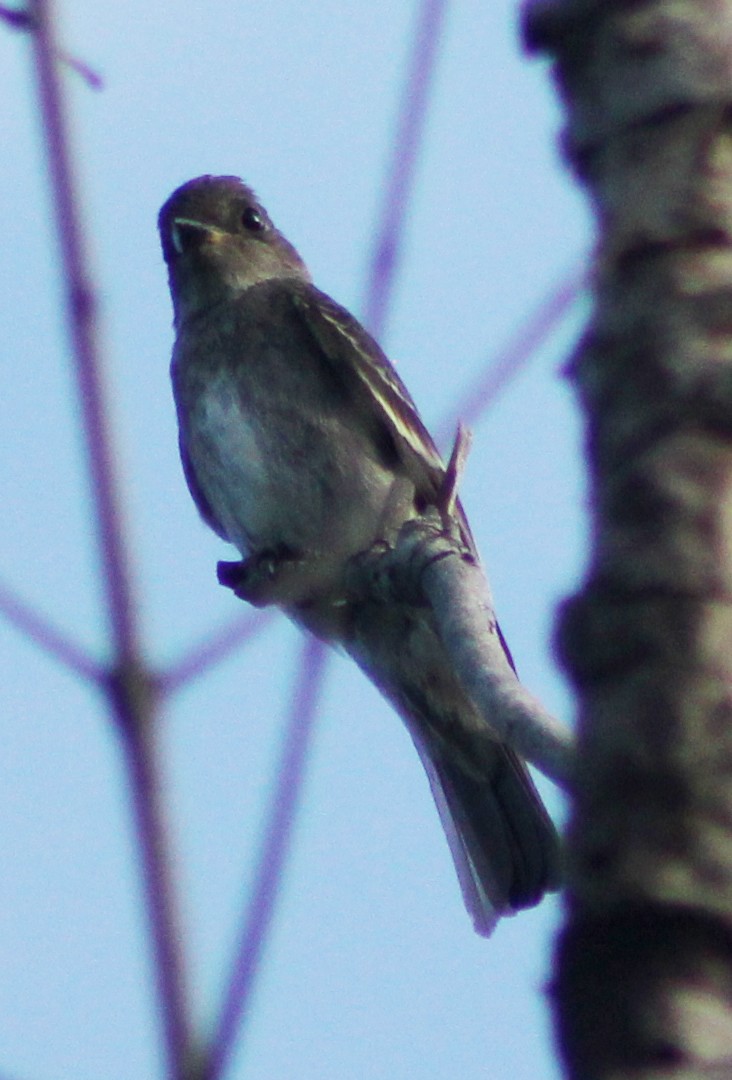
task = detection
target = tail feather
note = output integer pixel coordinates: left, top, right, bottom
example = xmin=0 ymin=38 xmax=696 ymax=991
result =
xmin=412 ymin=730 xmax=560 ymax=936
xmin=341 ymin=602 xmax=561 ymax=935
xmin=413 ymin=736 xmax=511 ymax=935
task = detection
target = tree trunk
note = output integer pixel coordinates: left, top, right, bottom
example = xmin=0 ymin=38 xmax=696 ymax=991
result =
xmin=523 ymin=2 xmax=732 ymax=1076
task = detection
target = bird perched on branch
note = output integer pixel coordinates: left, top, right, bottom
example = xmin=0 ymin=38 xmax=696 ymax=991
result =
xmin=159 ymin=175 xmax=560 ymax=935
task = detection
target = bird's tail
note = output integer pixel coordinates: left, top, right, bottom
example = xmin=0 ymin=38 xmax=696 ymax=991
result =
xmin=341 ymin=604 xmax=561 ymax=936
xmin=409 ymin=728 xmax=560 ymax=936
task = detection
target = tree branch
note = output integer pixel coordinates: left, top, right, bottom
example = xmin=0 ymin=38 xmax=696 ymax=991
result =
xmin=345 ymin=514 xmax=574 ymax=789
xmin=204 ymin=636 xmax=326 ymax=1080
xmin=28 ymin=2 xmax=194 ymax=1074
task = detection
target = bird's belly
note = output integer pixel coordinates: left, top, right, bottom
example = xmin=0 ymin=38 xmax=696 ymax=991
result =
xmin=184 ymin=376 xmax=269 ymax=553
xmin=185 ymin=372 xmax=405 ymax=568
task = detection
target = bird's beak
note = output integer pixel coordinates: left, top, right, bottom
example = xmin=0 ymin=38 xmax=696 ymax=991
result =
xmin=171 ymin=217 xmax=226 ymax=255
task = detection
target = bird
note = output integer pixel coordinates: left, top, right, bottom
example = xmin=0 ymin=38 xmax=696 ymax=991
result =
xmin=158 ymin=174 xmax=560 ymax=935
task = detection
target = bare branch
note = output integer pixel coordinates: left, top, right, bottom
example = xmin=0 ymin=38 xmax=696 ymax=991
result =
xmin=205 ymin=636 xmax=327 ymax=1080
xmin=421 ymin=538 xmax=573 ymax=787
xmin=434 ymin=267 xmax=584 ymax=447
xmin=28 ymin=0 xmax=136 ymax=665
xmin=159 ymin=609 xmax=274 ymax=697
xmin=347 ymin=516 xmax=574 ymax=788
xmin=438 ymin=424 xmax=474 ymax=520
xmin=28 ymin=2 xmax=194 ymax=1074
xmin=0 ymin=3 xmax=102 ymax=88
xmin=0 ymin=3 xmax=29 ymax=28
xmin=55 ymin=44 xmax=102 ymax=89
xmin=0 ymin=578 xmax=102 ymax=682
xmin=361 ymin=0 xmax=448 ymax=337
xmin=111 ymin=666 xmax=198 ymax=1080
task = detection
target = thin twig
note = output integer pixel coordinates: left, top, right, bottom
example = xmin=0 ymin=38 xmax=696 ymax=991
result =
xmin=28 ymin=0 xmax=137 ymax=666
xmin=56 ymin=45 xmax=103 ymax=89
xmin=439 ymin=423 xmax=473 ymax=518
xmin=434 ymin=266 xmax=584 ymax=446
xmin=0 ymin=3 xmax=103 ymax=87
xmin=204 ymin=636 xmax=327 ymax=1080
xmin=0 ymin=578 xmax=102 ymax=682
xmin=159 ymin=609 xmax=274 ymax=697
xmin=361 ymin=0 xmax=448 ymax=338
xmin=0 ymin=3 xmax=28 ymax=27
xmin=114 ymin=673 xmax=199 ymax=1080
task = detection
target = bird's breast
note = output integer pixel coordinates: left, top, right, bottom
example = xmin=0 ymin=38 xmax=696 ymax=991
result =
xmin=184 ymin=372 xmax=271 ymax=553
xmin=178 ymin=359 xmax=409 ymax=577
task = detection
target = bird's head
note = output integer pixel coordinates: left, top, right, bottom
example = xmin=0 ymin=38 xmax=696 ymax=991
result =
xmin=159 ymin=175 xmax=310 ymax=324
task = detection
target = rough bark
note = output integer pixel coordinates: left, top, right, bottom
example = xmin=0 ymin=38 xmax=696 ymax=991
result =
xmin=523 ymin=1 xmax=732 ymax=1076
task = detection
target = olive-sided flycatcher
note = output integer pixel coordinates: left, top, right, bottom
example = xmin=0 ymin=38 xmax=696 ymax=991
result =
xmin=159 ymin=175 xmax=560 ymax=935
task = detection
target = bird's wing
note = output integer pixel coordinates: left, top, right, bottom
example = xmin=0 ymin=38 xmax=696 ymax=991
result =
xmin=291 ymin=285 xmax=446 ymax=494
xmin=291 ymin=282 xmax=488 ymax=566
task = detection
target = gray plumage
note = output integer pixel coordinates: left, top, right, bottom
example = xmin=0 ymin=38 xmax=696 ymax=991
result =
xmin=159 ymin=175 xmax=560 ymax=934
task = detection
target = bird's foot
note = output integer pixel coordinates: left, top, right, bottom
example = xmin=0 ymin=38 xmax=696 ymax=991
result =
xmin=217 ymin=546 xmax=303 ymax=607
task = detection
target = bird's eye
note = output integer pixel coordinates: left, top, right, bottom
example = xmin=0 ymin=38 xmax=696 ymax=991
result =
xmin=241 ymin=206 xmax=266 ymax=232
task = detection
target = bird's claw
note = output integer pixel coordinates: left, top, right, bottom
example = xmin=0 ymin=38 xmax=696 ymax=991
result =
xmin=217 ymin=547 xmax=301 ymax=606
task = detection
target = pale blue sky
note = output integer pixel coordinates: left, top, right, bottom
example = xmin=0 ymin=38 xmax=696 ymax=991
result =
xmin=0 ymin=3 xmax=589 ymax=1078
